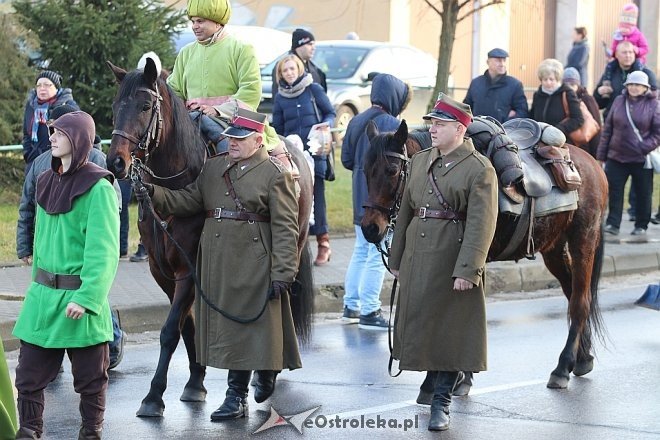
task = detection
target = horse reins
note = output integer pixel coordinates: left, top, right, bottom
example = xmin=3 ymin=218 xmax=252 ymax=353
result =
xmin=363 ymin=148 xmax=409 ymax=272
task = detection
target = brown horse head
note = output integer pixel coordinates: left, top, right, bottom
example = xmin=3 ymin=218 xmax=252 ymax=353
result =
xmin=106 ymin=58 xmax=201 ymax=182
xmin=361 ymin=119 xmax=409 ymax=243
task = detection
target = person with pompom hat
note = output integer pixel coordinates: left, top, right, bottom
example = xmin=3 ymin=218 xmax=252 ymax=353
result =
xmin=21 ymin=70 xmax=78 ymax=173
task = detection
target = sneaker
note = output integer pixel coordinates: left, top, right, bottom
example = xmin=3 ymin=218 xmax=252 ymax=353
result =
xmin=119 ymin=252 xmax=129 ymax=260
xmin=650 ymin=216 xmax=660 ymax=225
xmin=130 ymin=247 xmax=148 ymax=262
xmin=631 ymin=227 xmax=646 ymax=236
xmin=341 ymin=306 xmax=360 ymax=324
xmin=358 ymin=309 xmax=389 ymax=331
xmin=603 ymin=224 xmax=619 ymax=235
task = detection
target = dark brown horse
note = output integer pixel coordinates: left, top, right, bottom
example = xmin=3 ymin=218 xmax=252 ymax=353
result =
xmin=106 ymin=58 xmax=314 ymax=417
xmin=362 ymin=120 xmax=608 ymax=390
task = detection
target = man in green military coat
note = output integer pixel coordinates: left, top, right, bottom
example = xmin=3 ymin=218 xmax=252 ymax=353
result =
xmin=139 ymin=108 xmax=301 ymax=422
xmin=389 ymin=94 xmax=498 ymax=431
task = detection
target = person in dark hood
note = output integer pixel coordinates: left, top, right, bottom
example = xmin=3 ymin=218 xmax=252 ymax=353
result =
xmin=340 ymin=73 xmax=411 ymax=330
xmin=16 ymin=104 xmax=126 ymax=372
xmin=21 ymin=70 xmax=79 ymax=173
xmin=12 ymin=111 xmax=120 ymax=440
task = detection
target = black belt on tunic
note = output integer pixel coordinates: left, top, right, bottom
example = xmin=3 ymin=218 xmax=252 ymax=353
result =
xmin=415 ymin=207 xmax=466 ymax=221
xmin=206 ymin=208 xmax=270 ymax=223
xmin=34 ymin=268 xmax=82 ymax=290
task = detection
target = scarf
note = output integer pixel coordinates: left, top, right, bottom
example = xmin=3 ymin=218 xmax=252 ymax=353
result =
xmin=30 ymin=93 xmax=58 ymax=143
xmin=541 ymin=85 xmax=560 ymax=95
xmin=278 ymin=74 xmax=314 ymax=99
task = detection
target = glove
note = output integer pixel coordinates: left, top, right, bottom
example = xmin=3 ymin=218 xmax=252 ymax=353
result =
xmin=270 ymin=281 xmax=291 ymax=300
xmin=133 ymin=181 xmax=154 ymax=202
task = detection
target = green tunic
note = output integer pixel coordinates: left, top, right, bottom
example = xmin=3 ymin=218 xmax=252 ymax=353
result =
xmin=389 ymin=140 xmax=498 ymax=372
xmin=13 ymin=180 xmax=119 ymax=348
xmin=151 ymin=148 xmax=301 ymax=370
xmin=0 ymin=339 xmax=17 ymax=439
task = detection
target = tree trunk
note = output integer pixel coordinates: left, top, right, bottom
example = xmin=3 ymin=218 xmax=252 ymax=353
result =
xmin=429 ymin=0 xmax=460 ymax=111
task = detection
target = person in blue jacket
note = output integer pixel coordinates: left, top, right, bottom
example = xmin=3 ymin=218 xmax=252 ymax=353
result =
xmin=272 ymin=54 xmax=336 ymax=266
xmin=340 ymin=73 xmax=411 ymax=330
xmin=463 ymin=48 xmax=528 ymax=123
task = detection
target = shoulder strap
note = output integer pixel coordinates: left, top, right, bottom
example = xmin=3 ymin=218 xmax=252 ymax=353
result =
xmin=310 ymin=91 xmax=322 ymax=123
xmin=561 ymin=91 xmax=569 ymax=116
xmin=624 ymin=98 xmax=644 ymax=142
xmin=427 ymin=167 xmax=452 ymax=211
xmin=223 ymin=171 xmax=245 ymax=211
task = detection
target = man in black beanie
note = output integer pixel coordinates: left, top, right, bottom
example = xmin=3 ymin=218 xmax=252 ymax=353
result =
xmin=271 ymin=28 xmax=327 ymax=97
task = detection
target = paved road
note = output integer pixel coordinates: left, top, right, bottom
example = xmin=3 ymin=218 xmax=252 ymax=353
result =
xmin=4 ymin=271 xmax=660 ymax=439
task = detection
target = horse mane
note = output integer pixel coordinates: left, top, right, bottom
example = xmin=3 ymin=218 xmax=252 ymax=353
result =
xmin=117 ymin=70 xmax=206 ymax=173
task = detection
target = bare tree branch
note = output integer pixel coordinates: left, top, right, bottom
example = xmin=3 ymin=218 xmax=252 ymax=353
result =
xmin=423 ymin=0 xmax=442 ymax=16
xmin=457 ymin=0 xmax=504 ymax=22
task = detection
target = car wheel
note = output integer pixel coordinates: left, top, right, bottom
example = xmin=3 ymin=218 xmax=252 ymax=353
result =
xmin=334 ymin=105 xmax=355 ymax=144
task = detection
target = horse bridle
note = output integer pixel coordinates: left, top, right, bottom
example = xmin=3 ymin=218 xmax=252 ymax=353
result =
xmin=363 ymin=146 xmax=409 ymax=262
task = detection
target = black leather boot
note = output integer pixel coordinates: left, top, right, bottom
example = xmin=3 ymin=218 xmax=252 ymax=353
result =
xmin=78 ymin=426 xmax=102 ymax=440
xmin=428 ymin=371 xmax=462 ymax=431
xmin=210 ymin=370 xmax=251 ymax=421
xmin=453 ymin=371 xmax=473 ymax=396
xmin=416 ymin=371 xmax=438 ymax=405
xmin=253 ymin=370 xmax=279 ymax=403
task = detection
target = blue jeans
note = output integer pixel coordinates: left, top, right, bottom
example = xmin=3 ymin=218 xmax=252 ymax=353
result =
xmin=343 ymin=225 xmax=388 ymax=315
xmin=109 ymin=313 xmax=122 ymax=354
xmin=309 ymin=156 xmax=329 ymax=236
xmin=118 ymin=179 xmax=132 ymax=255
xmin=189 ymin=111 xmax=228 ymax=153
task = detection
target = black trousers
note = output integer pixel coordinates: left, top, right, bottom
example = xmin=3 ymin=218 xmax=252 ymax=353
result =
xmin=605 ymin=159 xmax=653 ymax=230
xmin=15 ymin=341 xmax=109 ymax=435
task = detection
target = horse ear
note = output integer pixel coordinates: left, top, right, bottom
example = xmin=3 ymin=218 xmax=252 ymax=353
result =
xmin=107 ymin=61 xmax=126 ymax=83
xmin=366 ymin=120 xmax=379 ymax=141
xmin=143 ymin=58 xmax=159 ymax=85
xmin=394 ymin=120 xmax=408 ymax=144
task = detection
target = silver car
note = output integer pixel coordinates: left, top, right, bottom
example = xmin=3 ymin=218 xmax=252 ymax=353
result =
xmin=259 ymin=40 xmax=438 ymax=140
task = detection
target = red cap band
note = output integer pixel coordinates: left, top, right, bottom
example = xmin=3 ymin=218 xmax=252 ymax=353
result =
xmin=433 ymin=100 xmax=472 ymax=127
xmin=233 ymin=116 xmax=265 ymax=133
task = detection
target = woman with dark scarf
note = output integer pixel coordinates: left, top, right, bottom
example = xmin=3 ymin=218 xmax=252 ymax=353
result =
xmin=12 ymin=111 xmax=119 ymax=440
xmin=21 ymin=70 xmax=78 ymax=173
xmin=272 ymin=54 xmax=336 ymax=265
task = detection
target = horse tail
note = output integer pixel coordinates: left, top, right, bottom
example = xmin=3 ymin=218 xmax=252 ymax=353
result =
xmin=582 ymin=226 xmax=607 ymax=356
xmin=291 ymin=243 xmax=314 ymax=345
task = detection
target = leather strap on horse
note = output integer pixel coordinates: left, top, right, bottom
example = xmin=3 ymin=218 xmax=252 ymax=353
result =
xmin=387 ymin=278 xmax=402 ymax=377
xmin=494 ymin=196 xmax=536 ymax=261
xmin=427 ymin=169 xmax=466 ymax=221
xmin=206 ymin=208 xmax=270 ymax=222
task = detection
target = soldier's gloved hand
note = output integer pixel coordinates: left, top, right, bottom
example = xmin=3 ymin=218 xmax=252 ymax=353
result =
xmin=133 ymin=181 xmax=154 ymax=201
xmin=270 ymin=281 xmax=291 ymax=300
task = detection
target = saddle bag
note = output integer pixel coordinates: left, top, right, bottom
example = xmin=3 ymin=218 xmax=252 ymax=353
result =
xmin=535 ymin=142 xmax=582 ymax=192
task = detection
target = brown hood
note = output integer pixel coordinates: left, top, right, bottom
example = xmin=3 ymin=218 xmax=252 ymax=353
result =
xmin=36 ymin=111 xmax=114 ymax=214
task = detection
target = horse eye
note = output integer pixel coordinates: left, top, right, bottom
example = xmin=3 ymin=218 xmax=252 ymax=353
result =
xmin=386 ymin=164 xmax=399 ymax=176
xmin=142 ymin=102 xmax=151 ymax=112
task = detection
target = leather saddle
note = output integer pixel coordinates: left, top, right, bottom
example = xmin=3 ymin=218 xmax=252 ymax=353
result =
xmin=502 ymin=118 xmax=552 ymax=198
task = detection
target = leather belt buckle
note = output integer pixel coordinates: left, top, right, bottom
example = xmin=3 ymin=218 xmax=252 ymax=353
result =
xmin=213 ymin=208 xmax=222 ymax=219
xmin=418 ymin=207 xmax=427 ymax=219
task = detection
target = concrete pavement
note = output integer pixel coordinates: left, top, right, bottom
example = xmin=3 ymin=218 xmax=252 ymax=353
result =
xmin=2 ymin=222 xmax=659 ymax=350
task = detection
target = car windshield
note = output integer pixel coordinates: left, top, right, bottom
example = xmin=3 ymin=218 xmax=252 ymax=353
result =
xmin=312 ymin=46 xmax=370 ymax=80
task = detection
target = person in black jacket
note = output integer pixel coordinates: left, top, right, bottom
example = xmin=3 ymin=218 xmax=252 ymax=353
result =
xmin=530 ymin=59 xmax=583 ymax=137
xmin=463 ymin=48 xmax=528 ymax=123
xmin=271 ymin=28 xmax=327 ymax=98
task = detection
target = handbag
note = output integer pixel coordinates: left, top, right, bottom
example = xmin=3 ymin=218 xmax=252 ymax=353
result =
xmin=561 ymin=92 xmax=600 ymax=147
xmin=311 ymin=95 xmax=336 ymax=181
xmin=624 ymin=99 xmax=660 ymax=173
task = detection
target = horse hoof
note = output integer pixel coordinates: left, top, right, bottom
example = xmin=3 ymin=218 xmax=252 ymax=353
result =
xmin=547 ymin=374 xmax=569 ymax=389
xmin=453 ymin=382 xmax=471 ymax=397
xmin=180 ymin=386 xmax=207 ymax=402
xmin=416 ymin=390 xmax=433 ymax=405
xmin=573 ymin=358 xmax=594 ymax=377
xmin=136 ymin=400 xmax=165 ymax=417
